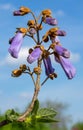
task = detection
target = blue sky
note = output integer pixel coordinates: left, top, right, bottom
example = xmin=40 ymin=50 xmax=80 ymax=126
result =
xmin=0 ymin=0 xmax=83 ymax=126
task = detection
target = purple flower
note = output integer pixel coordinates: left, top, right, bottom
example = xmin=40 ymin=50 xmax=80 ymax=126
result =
xmin=50 ymin=36 xmax=60 ymax=43
xmin=45 ymin=17 xmax=58 ymax=26
xmin=8 ymin=32 xmax=23 ymax=58
xmin=43 ymin=56 xmax=55 ymax=76
xmin=54 ymin=56 xmax=76 ymax=79
xmin=27 ymin=48 xmax=42 ymax=64
xmin=13 ymin=7 xmax=30 ymax=16
xmin=55 ymin=45 xmax=70 ymax=58
xmin=29 ymin=28 xmax=36 ymax=35
xmin=56 ymin=30 xmax=66 ymax=36
xmin=13 ymin=10 xmax=23 ymax=16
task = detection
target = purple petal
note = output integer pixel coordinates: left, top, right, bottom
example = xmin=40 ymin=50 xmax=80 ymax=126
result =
xmin=50 ymin=36 xmax=60 ymax=43
xmin=8 ymin=32 xmax=23 ymax=58
xmin=55 ymin=45 xmax=70 ymax=58
xmin=29 ymin=28 xmax=36 ymax=35
xmin=43 ymin=56 xmax=55 ymax=76
xmin=13 ymin=10 xmax=22 ymax=16
xmin=56 ymin=30 xmax=66 ymax=36
xmin=27 ymin=48 xmax=42 ymax=64
xmin=55 ymin=56 xmax=76 ymax=79
xmin=45 ymin=17 xmax=58 ymax=26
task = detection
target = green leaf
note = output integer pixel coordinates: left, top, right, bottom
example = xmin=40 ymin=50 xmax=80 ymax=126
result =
xmin=5 ymin=109 xmax=19 ymax=122
xmin=37 ymin=108 xmax=57 ymax=118
xmin=37 ymin=117 xmax=59 ymax=123
xmin=31 ymin=99 xmax=39 ymax=115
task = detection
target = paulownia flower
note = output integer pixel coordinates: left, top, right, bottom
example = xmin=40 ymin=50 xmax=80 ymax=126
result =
xmin=55 ymin=45 xmax=70 ymax=58
xmin=44 ymin=17 xmax=58 ymax=26
xmin=56 ymin=30 xmax=66 ymax=36
xmin=54 ymin=55 xmax=76 ymax=79
xmin=27 ymin=48 xmax=42 ymax=64
xmin=13 ymin=6 xmax=31 ymax=16
xmin=8 ymin=32 xmax=23 ymax=58
xmin=43 ymin=56 xmax=55 ymax=76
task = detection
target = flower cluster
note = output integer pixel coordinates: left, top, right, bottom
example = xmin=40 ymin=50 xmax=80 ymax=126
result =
xmin=8 ymin=7 xmax=76 ymax=80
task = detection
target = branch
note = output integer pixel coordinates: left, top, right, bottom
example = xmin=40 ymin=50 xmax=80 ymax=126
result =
xmin=41 ymin=76 xmax=49 ymax=86
xmin=17 ymin=86 xmax=40 ymax=122
xmin=26 ymin=34 xmax=37 ymax=44
xmin=0 ymin=119 xmax=11 ymax=127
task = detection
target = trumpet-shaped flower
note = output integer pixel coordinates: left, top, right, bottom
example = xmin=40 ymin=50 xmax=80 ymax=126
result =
xmin=27 ymin=48 xmax=42 ymax=64
xmin=56 ymin=30 xmax=66 ymax=36
xmin=8 ymin=32 xmax=23 ymax=58
xmin=54 ymin=56 xmax=76 ymax=79
xmin=43 ymin=56 xmax=55 ymax=76
xmin=13 ymin=7 xmax=31 ymax=16
xmin=45 ymin=17 xmax=58 ymax=26
xmin=55 ymin=45 xmax=70 ymax=58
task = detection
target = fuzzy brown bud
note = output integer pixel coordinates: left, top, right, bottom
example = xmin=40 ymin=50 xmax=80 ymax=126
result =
xmin=12 ymin=69 xmax=22 ymax=77
xmin=27 ymin=20 xmax=35 ymax=26
xmin=33 ymin=67 xmax=42 ymax=74
xmin=20 ymin=6 xmax=31 ymax=14
xmin=19 ymin=64 xmax=27 ymax=71
xmin=42 ymin=35 xmax=49 ymax=42
xmin=42 ymin=9 xmax=52 ymax=16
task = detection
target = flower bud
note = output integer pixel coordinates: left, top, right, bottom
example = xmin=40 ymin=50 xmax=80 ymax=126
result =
xmin=16 ymin=28 xmax=27 ymax=34
xmin=19 ymin=64 xmax=27 ymax=71
xmin=12 ymin=69 xmax=22 ymax=77
xmin=29 ymin=28 xmax=36 ymax=35
xmin=37 ymin=24 xmax=43 ymax=30
xmin=33 ymin=67 xmax=41 ymax=74
xmin=28 ymin=48 xmax=33 ymax=54
xmin=42 ymin=50 xmax=50 ymax=58
xmin=42 ymin=9 xmax=52 ymax=16
xmin=49 ymin=73 xmax=57 ymax=80
xmin=13 ymin=6 xmax=31 ymax=16
xmin=20 ymin=6 xmax=31 ymax=13
xmin=27 ymin=20 xmax=35 ymax=26
xmin=42 ymin=35 xmax=49 ymax=42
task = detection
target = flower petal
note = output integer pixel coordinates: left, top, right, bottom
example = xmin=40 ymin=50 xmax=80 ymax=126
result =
xmin=45 ymin=17 xmax=58 ymax=26
xmin=8 ymin=32 xmax=23 ymax=58
xmin=55 ymin=45 xmax=70 ymax=58
xmin=13 ymin=10 xmax=22 ymax=16
xmin=27 ymin=48 xmax=42 ymax=64
xmin=50 ymin=36 xmax=60 ymax=43
xmin=29 ymin=28 xmax=36 ymax=35
xmin=56 ymin=30 xmax=66 ymax=36
xmin=55 ymin=56 xmax=76 ymax=79
xmin=43 ymin=56 xmax=55 ymax=76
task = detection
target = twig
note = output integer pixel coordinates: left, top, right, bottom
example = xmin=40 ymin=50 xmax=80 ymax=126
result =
xmin=0 ymin=120 xmax=11 ymax=127
xmin=36 ymin=13 xmax=42 ymax=21
xmin=41 ymin=76 xmax=49 ymax=86
xmin=30 ymin=11 xmax=40 ymax=44
xmin=26 ymin=34 xmax=37 ymax=44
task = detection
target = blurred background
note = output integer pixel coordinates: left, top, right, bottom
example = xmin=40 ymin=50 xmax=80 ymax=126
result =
xmin=0 ymin=0 xmax=83 ymax=129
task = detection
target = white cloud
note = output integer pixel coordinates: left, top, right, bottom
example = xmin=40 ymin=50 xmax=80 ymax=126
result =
xmin=70 ymin=52 xmax=80 ymax=63
xmin=0 ymin=46 xmax=30 ymax=66
xmin=0 ymin=3 xmax=14 ymax=10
